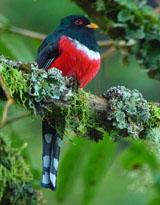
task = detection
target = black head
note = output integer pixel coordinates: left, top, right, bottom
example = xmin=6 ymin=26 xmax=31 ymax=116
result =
xmin=56 ymin=15 xmax=99 ymax=51
xmin=58 ymin=15 xmax=98 ymax=30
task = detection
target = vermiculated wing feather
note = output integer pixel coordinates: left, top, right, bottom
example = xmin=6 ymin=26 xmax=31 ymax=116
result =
xmin=36 ymin=35 xmax=60 ymax=69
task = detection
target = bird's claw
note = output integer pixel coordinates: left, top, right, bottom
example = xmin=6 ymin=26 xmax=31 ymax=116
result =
xmin=64 ymin=76 xmax=80 ymax=90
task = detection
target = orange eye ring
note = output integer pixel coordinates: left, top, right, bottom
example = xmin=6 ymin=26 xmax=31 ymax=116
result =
xmin=75 ymin=19 xmax=83 ymax=25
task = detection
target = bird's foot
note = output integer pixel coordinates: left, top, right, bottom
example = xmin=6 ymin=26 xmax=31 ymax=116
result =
xmin=64 ymin=76 xmax=80 ymax=90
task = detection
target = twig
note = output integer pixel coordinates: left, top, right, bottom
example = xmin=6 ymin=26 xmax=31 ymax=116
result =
xmin=0 ymin=23 xmax=46 ymax=41
xmin=98 ymin=40 xmax=114 ymax=47
xmin=0 ymin=99 xmax=14 ymax=128
xmin=154 ymin=6 xmax=160 ymax=14
xmin=0 ymin=73 xmax=14 ymax=127
xmin=10 ymin=26 xmax=46 ymax=40
xmin=0 ymin=73 xmax=12 ymax=99
xmin=101 ymin=47 xmax=116 ymax=61
xmin=0 ymin=112 xmax=31 ymax=128
xmin=0 ymin=23 xmax=112 ymax=48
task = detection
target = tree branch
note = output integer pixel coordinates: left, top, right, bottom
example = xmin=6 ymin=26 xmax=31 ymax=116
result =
xmin=0 ymin=23 xmax=46 ymax=40
xmin=0 ymin=22 xmax=113 ymax=48
xmin=72 ymin=0 xmax=160 ymax=80
xmin=2 ymin=1 xmax=160 ymax=79
xmin=0 ymin=55 xmax=159 ymax=143
xmin=0 ymin=73 xmax=14 ymax=127
xmin=0 ymin=73 xmax=12 ymax=99
xmin=0 ymin=112 xmax=31 ymax=128
xmin=101 ymin=47 xmax=116 ymax=61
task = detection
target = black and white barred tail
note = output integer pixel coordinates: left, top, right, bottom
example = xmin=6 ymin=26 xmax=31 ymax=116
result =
xmin=41 ymin=120 xmax=62 ymax=190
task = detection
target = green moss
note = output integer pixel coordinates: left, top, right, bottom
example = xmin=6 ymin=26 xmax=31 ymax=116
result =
xmin=0 ymin=133 xmax=44 ymax=204
xmin=146 ymin=128 xmax=160 ymax=152
xmin=0 ymin=60 xmax=102 ymax=140
xmin=94 ymin=0 xmax=105 ymax=12
xmin=0 ymin=60 xmax=69 ymax=116
xmin=148 ymin=103 xmax=160 ymax=128
xmin=146 ymin=103 xmax=160 ymax=154
xmin=1 ymin=63 xmax=30 ymax=106
xmin=62 ymin=89 xmax=94 ymax=134
xmin=61 ymin=89 xmax=102 ymax=141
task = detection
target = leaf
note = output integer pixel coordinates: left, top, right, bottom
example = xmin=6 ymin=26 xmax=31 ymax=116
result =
xmin=0 ymin=34 xmax=15 ymax=58
xmin=120 ymin=139 xmax=160 ymax=193
xmin=118 ymin=9 xmax=133 ymax=23
xmin=147 ymin=197 xmax=160 ymax=205
xmin=126 ymin=26 xmax=145 ymax=39
xmin=0 ymin=33 xmax=35 ymax=61
xmin=120 ymin=139 xmax=159 ymax=172
xmin=82 ymin=132 xmax=117 ymax=205
xmin=0 ymin=15 xmax=10 ymax=29
xmin=56 ymin=136 xmax=89 ymax=202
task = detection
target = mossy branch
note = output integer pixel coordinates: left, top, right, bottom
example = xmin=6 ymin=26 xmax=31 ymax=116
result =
xmin=72 ymin=0 xmax=160 ymax=80
xmin=0 ymin=55 xmax=160 ymax=143
xmin=0 ymin=133 xmax=45 ymax=204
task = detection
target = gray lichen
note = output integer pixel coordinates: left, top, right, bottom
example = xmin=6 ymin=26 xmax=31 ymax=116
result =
xmin=0 ymin=56 xmax=70 ymax=117
xmin=29 ymin=67 xmax=67 ymax=102
xmin=28 ymin=66 xmax=69 ymax=115
xmin=1 ymin=56 xmax=159 ymax=142
xmin=104 ymin=86 xmax=151 ymax=139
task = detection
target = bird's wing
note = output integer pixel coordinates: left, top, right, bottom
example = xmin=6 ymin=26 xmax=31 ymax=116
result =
xmin=36 ymin=34 xmax=61 ymax=69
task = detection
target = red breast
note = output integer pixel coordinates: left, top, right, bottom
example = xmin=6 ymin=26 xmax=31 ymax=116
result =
xmin=48 ymin=36 xmax=101 ymax=88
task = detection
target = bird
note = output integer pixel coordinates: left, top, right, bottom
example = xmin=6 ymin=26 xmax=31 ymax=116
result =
xmin=36 ymin=15 xmax=101 ymax=191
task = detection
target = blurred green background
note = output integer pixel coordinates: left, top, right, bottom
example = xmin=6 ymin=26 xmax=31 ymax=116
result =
xmin=0 ymin=0 xmax=160 ymax=204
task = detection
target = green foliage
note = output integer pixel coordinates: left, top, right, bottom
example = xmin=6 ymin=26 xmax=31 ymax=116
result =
xmin=56 ymin=133 xmax=117 ymax=205
xmin=56 ymin=136 xmax=88 ymax=202
xmin=148 ymin=103 xmax=160 ymax=128
xmin=0 ymin=14 xmax=10 ymax=29
xmin=104 ymin=86 xmax=150 ymax=140
xmin=120 ymin=139 xmax=160 ymax=198
xmin=114 ymin=0 xmax=160 ymax=77
xmin=92 ymin=0 xmax=160 ymax=79
xmin=94 ymin=0 xmax=105 ymax=12
xmin=146 ymin=104 xmax=160 ymax=153
xmin=0 ymin=133 xmax=44 ymax=204
xmin=0 ymin=34 xmax=35 ymax=61
xmin=121 ymin=140 xmax=159 ymax=171
xmin=1 ymin=1 xmax=160 ymax=204
xmin=82 ymin=132 xmax=116 ymax=205
xmin=148 ymin=197 xmax=160 ymax=205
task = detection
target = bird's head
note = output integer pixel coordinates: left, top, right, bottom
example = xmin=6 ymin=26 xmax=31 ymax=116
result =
xmin=56 ymin=15 xmax=99 ymax=51
xmin=58 ymin=15 xmax=98 ymax=31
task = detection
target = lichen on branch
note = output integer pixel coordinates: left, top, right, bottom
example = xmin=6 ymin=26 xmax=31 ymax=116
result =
xmin=0 ymin=133 xmax=45 ymax=204
xmin=103 ymin=86 xmax=150 ymax=140
xmin=0 ymin=56 xmax=160 ymax=144
xmin=0 ymin=56 xmax=70 ymax=115
xmin=72 ymin=0 xmax=160 ymax=80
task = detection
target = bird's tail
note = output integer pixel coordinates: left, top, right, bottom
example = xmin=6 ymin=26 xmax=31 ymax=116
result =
xmin=41 ymin=120 xmax=62 ymax=190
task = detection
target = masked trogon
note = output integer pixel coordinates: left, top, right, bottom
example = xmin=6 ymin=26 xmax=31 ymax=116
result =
xmin=36 ymin=15 xmax=101 ymax=190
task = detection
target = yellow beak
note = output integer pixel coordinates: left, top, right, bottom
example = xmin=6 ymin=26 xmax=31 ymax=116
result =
xmin=85 ymin=23 xmax=99 ymax=29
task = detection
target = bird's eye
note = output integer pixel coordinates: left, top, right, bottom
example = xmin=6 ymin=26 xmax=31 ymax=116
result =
xmin=75 ymin=19 xmax=83 ymax=25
